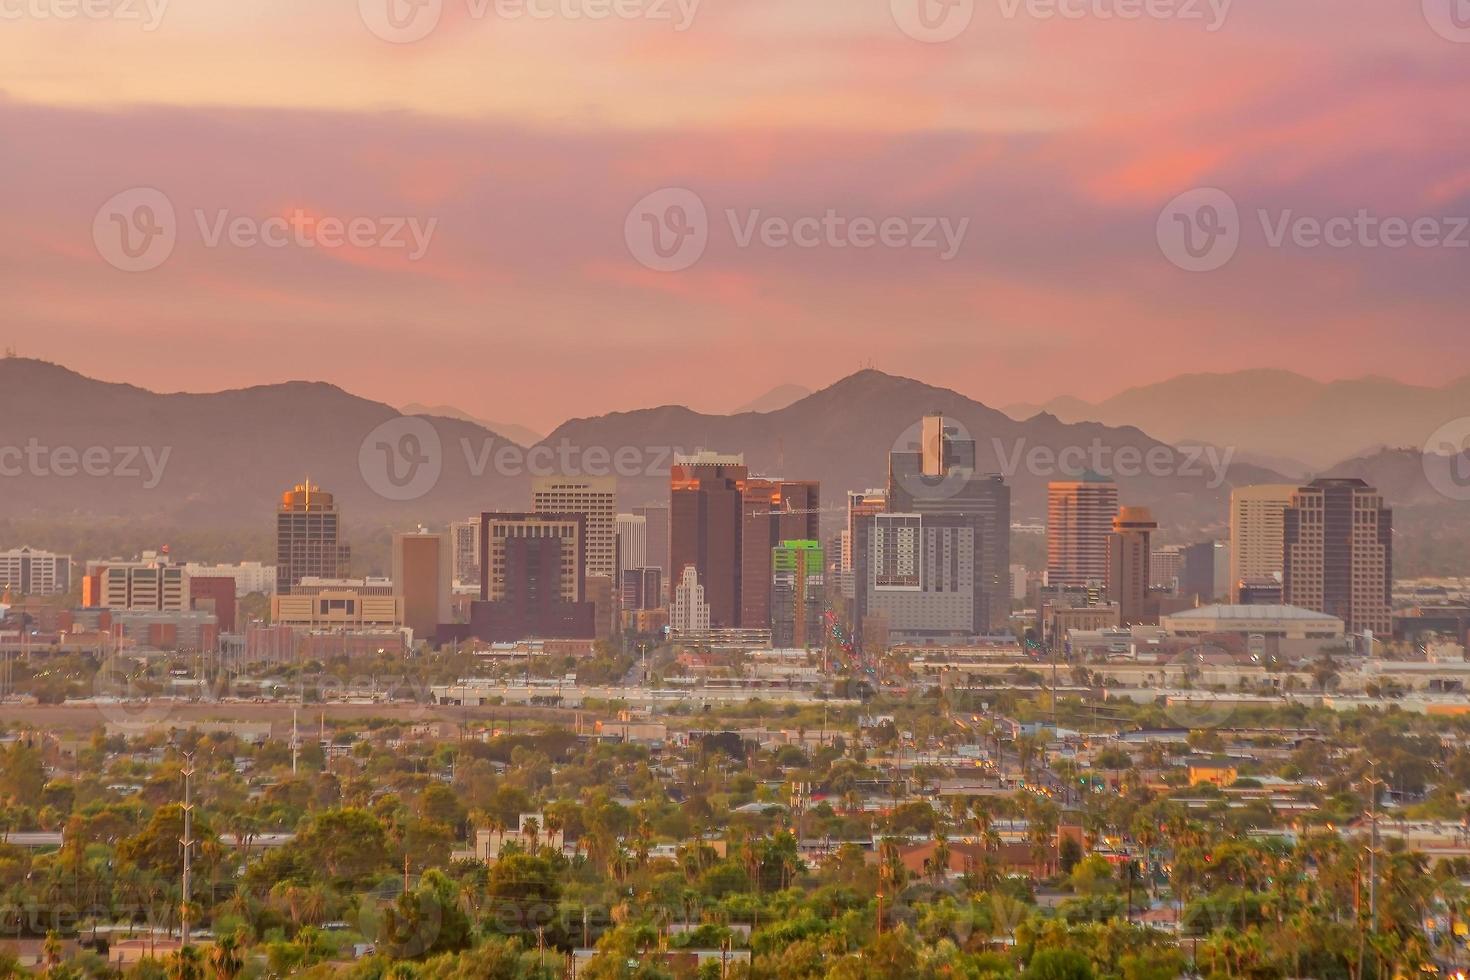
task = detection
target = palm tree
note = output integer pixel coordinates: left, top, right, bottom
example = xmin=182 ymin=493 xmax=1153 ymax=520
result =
xmin=208 ymin=931 xmax=244 ymax=980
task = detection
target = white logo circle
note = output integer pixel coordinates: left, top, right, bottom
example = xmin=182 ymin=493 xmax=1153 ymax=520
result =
xmin=359 ymin=416 xmax=443 ymax=501
xmin=891 ymin=0 xmax=973 ymax=42
xmin=359 ymin=0 xmax=443 ymax=43
xmin=92 ymin=652 xmax=181 ymax=733
xmin=624 ymin=187 xmax=708 ymax=273
xmin=94 ymin=187 xmax=177 ymax=273
xmin=1156 ymin=187 xmax=1240 ymax=273
xmin=1423 ymin=417 xmax=1470 ymax=501
xmin=1423 ymin=0 xmax=1470 ymax=42
xmin=888 ymin=416 xmax=976 ymax=503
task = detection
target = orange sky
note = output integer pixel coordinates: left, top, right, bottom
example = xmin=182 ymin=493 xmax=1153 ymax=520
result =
xmin=2 ymin=0 xmax=1469 ymax=429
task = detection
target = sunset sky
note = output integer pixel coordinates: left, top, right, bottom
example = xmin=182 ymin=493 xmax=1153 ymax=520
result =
xmin=3 ymin=0 xmax=1468 ymax=431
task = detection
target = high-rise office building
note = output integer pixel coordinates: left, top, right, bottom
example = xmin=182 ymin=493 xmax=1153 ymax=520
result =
xmin=1108 ymin=506 xmax=1158 ymax=625
xmin=771 ymin=539 xmax=824 ymax=649
xmin=844 ymin=490 xmax=888 ymax=572
xmin=739 ymin=479 xmax=820 ymax=629
xmin=620 ymin=567 xmax=663 ymax=611
xmin=471 ymin=512 xmax=593 ymax=641
xmin=887 ymin=416 xmax=1010 ymax=632
xmin=1046 ymin=475 xmax=1118 ymax=588
xmin=1282 ymin=478 xmax=1392 ymax=636
xmin=633 ymin=504 xmax=670 ymax=579
xmin=0 ymin=547 xmax=71 ymax=596
xmin=615 ymin=513 xmax=648 ymax=579
xmin=1178 ymin=541 xmax=1223 ymax=603
xmin=670 ymin=565 xmax=711 ymax=632
xmin=1150 ymin=545 xmax=1182 ymax=591
xmin=450 ymin=519 xmax=481 ymax=588
xmin=276 ymin=482 xmax=350 ymax=593
xmin=392 ymin=530 xmax=452 ymax=640
xmin=853 ymin=511 xmax=977 ymax=647
xmin=1229 ymin=484 xmax=1297 ymax=602
xmin=533 ymin=476 xmax=617 ymax=581
xmin=669 ymin=452 xmax=748 ymax=628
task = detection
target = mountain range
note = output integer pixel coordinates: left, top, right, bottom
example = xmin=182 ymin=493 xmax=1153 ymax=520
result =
xmin=1003 ymin=369 xmax=1470 ymax=471
xmin=0 ymin=359 xmax=1462 ymax=546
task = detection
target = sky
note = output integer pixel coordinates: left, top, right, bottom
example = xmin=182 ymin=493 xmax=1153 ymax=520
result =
xmin=2 ymin=0 xmax=1469 ymax=432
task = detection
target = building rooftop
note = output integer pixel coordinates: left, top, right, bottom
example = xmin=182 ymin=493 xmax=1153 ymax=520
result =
xmin=1165 ymin=604 xmax=1341 ymax=622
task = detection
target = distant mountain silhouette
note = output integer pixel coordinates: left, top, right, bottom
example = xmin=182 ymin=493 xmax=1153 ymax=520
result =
xmin=729 ymin=384 xmax=813 ymax=415
xmin=5 ymin=359 xmax=1463 ymax=544
xmin=400 ymin=403 xmax=541 ymax=449
xmin=1003 ymin=369 xmax=1470 ymax=469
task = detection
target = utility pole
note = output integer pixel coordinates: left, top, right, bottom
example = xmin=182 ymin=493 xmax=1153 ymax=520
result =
xmin=291 ymin=709 xmax=299 ymax=775
xmin=1367 ymin=764 xmax=1382 ymax=934
xmin=180 ymin=753 xmax=196 ymax=947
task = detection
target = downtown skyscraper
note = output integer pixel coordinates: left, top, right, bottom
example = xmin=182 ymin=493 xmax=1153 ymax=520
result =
xmin=886 ymin=415 xmax=1010 ymax=632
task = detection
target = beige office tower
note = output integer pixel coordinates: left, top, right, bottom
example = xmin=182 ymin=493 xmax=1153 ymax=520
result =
xmin=1046 ymin=475 xmax=1118 ymax=587
xmin=391 ymin=530 xmax=452 ymax=640
xmin=532 ymin=476 xmax=617 ymax=581
xmin=1228 ymin=484 xmax=1297 ymax=601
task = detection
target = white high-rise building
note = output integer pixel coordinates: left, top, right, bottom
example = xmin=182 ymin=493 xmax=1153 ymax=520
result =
xmin=670 ymin=565 xmax=710 ymax=632
xmin=0 ymin=547 xmax=71 ymax=595
xmin=533 ymin=476 xmax=617 ymax=581
xmin=615 ymin=513 xmax=648 ymax=578
xmin=1229 ymin=485 xmax=1297 ymax=601
xmin=181 ymin=561 xmax=277 ymax=596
